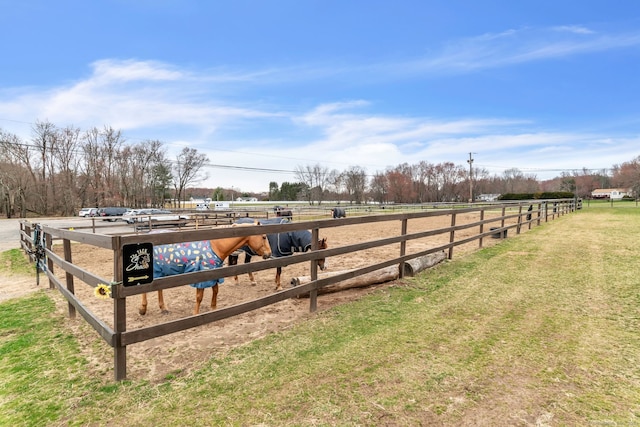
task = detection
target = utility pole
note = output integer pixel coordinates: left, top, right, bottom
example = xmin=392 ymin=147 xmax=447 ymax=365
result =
xmin=467 ymin=152 xmax=474 ymax=203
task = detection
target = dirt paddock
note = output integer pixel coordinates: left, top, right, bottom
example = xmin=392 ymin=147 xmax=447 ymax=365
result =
xmin=39 ymin=214 xmax=513 ymax=381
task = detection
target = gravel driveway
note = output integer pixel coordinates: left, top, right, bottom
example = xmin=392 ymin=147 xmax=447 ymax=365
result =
xmin=0 ymin=217 xmax=127 ymax=253
xmin=0 ymin=218 xmax=23 ymax=252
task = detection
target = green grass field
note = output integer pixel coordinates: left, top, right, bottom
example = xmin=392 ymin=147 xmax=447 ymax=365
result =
xmin=1 ymin=205 xmax=639 ymax=426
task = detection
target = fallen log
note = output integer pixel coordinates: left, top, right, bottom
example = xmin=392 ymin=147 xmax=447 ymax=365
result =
xmin=403 ymin=251 xmax=447 ymax=277
xmin=291 ymin=265 xmax=399 ymax=295
xmin=290 ymin=252 xmax=447 ymax=296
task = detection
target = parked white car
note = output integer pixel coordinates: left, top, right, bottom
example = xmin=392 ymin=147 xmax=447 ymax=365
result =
xmin=122 ymin=209 xmax=189 ymax=225
xmin=78 ymin=207 xmax=98 ymax=217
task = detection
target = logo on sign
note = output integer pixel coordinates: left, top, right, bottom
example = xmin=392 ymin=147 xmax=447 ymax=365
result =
xmin=123 ymin=243 xmax=154 ymax=286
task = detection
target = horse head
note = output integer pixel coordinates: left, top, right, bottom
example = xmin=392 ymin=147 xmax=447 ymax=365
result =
xmin=246 ymin=228 xmax=272 ymax=259
xmin=317 ymin=237 xmax=328 ymax=271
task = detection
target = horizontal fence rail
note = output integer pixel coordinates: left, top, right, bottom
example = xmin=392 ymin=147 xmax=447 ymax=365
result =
xmin=19 ymin=199 xmax=580 ymax=380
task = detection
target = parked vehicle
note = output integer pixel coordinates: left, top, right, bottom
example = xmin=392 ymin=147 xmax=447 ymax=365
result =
xmin=122 ymin=208 xmax=189 ymax=225
xmin=78 ymin=207 xmax=98 ymax=217
xmin=97 ymin=207 xmax=129 ymax=221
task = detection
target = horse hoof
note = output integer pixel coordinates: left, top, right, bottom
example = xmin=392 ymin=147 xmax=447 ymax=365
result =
xmin=139 ymin=309 xmax=147 ymax=315
xmin=161 ymin=309 xmax=170 ymax=315
xmin=251 ymin=281 xmax=257 ymax=286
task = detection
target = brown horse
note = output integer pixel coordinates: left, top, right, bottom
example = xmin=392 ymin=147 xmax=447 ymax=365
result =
xmin=140 ymin=224 xmax=272 ymax=315
xmin=229 ymin=218 xmax=328 ymax=290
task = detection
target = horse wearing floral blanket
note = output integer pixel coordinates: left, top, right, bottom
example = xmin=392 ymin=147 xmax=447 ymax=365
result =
xmin=139 ymin=223 xmax=272 ymax=315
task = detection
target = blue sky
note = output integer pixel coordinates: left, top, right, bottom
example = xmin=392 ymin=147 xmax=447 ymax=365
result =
xmin=1 ymin=1 xmax=640 ymax=192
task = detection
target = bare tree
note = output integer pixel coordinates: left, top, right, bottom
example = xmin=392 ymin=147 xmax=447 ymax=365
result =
xmin=1 ymin=129 xmax=41 ymax=216
xmin=436 ymin=162 xmax=466 ymax=202
xmin=140 ymin=140 xmax=168 ymax=207
xmin=294 ymin=164 xmax=333 ymax=205
xmin=369 ymin=172 xmax=388 ymax=205
xmin=470 ymin=166 xmax=492 ymax=198
xmin=386 ymin=169 xmax=414 ymax=203
xmin=612 ymin=156 xmax=640 ymax=197
xmin=501 ymin=168 xmax=539 ymax=194
xmin=0 ymin=131 xmax=25 ymax=216
xmin=343 ymin=165 xmax=368 ymax=204
xmin=101 ymin=126 xmax=125 ymax=205
xmin=173 ymin=147 xmax=209 ymax=208
xmin=52 ymin=125 xmax=82 ymax=215
xmin=81 ymin=128 xmax=104 ymax=207
xmin=80 ymin=126 xmax=125 ymax=206
xmin=31 ymin=120 xmax=57 ymax=214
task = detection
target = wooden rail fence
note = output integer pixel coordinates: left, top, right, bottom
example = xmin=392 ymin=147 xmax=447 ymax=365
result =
xmin=19 ymin=199 xmax=579 ymax=380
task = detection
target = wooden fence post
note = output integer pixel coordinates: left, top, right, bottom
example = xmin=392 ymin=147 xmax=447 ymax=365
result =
xmin=22 ymin=221 xmax=31 ymax=254
xmin=63 ymin=239 xmax=76 ymax=319
xmin=45 ymin=233 xmax=54 ymax=290
xmin=399 ymin=218 xmax=408 ymax=278
xmin=479 ymin=209 xmax=485 ymax=248
xmin=448 ymin=213 xmax=456 ymax=259
xmin=516 ymin=205 xmax=523 ymax=234
xmin=112 ymin=237 xmax=127 ymax=381
xmin=309 ymin=228 xmax=319 ymax=313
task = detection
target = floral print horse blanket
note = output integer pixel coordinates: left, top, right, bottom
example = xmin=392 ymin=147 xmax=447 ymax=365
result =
xmin=153 ymin=240 xmax=224 ymax=289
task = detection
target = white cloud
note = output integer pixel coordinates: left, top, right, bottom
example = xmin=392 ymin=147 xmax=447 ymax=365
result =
xmin=553 ymin=25 xmax=595 ymax=35
xmin=0 ymin=59 xmax=280 ymax=136
xmin=90 ymin=59 xmax=185 ymax=83
xmin=403 ymin=26 xmax=640 ymax=74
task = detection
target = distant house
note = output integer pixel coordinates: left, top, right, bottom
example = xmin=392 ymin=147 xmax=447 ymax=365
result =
xmin=476 ymin=194 xmax=501 ymax=202
xmin=591 ymin=188 xmax=632 ymax=200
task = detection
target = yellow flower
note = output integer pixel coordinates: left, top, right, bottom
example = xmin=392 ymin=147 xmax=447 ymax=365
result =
xmin=94 ymin=283 xmax=111 ymax=299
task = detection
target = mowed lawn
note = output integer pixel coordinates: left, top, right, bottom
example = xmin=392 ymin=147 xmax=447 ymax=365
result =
xmin=1 ymin=205 xmax=639 ymax=426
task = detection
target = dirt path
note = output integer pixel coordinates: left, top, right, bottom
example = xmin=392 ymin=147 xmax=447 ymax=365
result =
xmin=0 ymin=274 xmax=41 ymax=302
xmin=0 ymin=218 xmax=23 ymax=252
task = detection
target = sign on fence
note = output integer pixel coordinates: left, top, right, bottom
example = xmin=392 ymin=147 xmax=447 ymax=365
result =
xmin=123 ymin=243 xmax=154 ymax=286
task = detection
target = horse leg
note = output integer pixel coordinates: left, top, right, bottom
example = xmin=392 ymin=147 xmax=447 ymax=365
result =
xmin=194 ymin=288 xmax=205 ymax=315
xmin=157 ymin=290 xmax=168 ymax=314
xmin=245 ymin=253 xmax=257 ymax=285
xmin=228 ymin=252 xmax=240 ymax=285
xmin=275 ymin=267 xmax=282 ymax=291
xmin=210 ymin=285 xmax=219 ymax=310
xmin=139 ymin=293 xmax=148 ymax=315
xmin=233 ymin=272 xmax=255 ymax=285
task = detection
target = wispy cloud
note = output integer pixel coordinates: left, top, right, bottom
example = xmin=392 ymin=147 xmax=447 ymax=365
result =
xmin=0 ymin=59 xmax=281 ymax=135
xmin=90 ymin=59 xmax=185 ymax=83
xmin=401 ymin=26 xmax=640 ymax=74
xmin=299 ymin=101 xmax=528 ymax=153
xmin=553 ymin=25 xmax=595 ymax=35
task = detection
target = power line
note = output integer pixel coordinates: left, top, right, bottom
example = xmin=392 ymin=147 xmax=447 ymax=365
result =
xmin=477 ymin=164 xmax=613 ymax=174
xmin=0 ymin=127 xmax=622 ymax=180
xmin=202 ymin=162 xmax=296 ymax=175
xmin=0 ymin=136 xmax=619 ymax=178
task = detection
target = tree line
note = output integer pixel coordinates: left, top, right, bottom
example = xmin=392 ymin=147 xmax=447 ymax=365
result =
xmin=0 ymin=121 xmax=209 ymax=217
xmin=280 ymin=159 xmax=640 ymax=206
xmin=2 ymin=121 xmax=639 ymax=218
